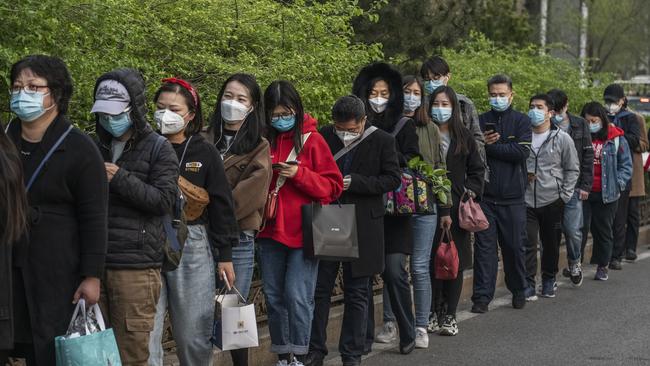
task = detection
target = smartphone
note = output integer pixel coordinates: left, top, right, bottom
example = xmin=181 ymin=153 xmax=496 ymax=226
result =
xmin=272 ymin=161 xmax=299 ymax=170
xmin=484 ymin=122 xmax=497 ymax=133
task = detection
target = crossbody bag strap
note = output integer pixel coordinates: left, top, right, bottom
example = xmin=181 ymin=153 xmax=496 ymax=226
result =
xmin=26 ymin=125 xmax=74 ymax=192
xmin=178 ymin=135 xmax=193 ymax=168
xmin=274 ymin=132 xmax=312 ymax=192
xmin=391 ymin=117 xmax=410 ymax=137
xmin=333 ymin=126 xmax=378 ymax=161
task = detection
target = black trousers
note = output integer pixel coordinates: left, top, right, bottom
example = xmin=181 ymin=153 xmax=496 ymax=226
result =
xmin=381 ymin=253 xmax=415 ymax=347
xmin=611 ymin=190 xmax=630 ymax=261
xmin=625 ymin=196 xmax=641 ymax=254
xmin=310 ymin=261 xmax=371 ymax=362
xmin=525 ymin=200 xmax=565 ymax=287
xmin=581 ymin=192 xmax=619 ymax=267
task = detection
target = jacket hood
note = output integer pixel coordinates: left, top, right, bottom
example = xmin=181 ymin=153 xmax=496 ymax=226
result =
xmin=302 ymin=113 xmax=318 ymax=133
xmin=94 ymin=68 xmax=151 ymax=143
xmin=352 ymin=62 xmax=403 ymax=130
xmin=607 ymin=125 xmax=625 ymax=140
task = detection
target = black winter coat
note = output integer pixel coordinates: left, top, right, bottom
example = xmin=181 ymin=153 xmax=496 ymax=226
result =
xmin=320 ymin=124 xmax=401 ymax=277
xmin=94 ymin=69 xmax=179 ymax=269
xmin=433 ymin=131 xmax=485 ymax=271
xmin=4 ymin=115 xmax=108 ymax=365
xmin=567 ymin=113 xmax=594 ymax=193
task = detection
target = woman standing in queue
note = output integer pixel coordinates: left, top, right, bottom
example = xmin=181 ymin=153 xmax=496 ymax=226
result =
xmin=2 ymin=55 xmax=108 ymax=365
xmin=428 ymin=86 xmax=484 ymax=336
xmin=211 ymin=73 xmax=272 ymax=366
xmin=259 ymin=80 xmax=343 ymax=366
xmin=148 ymin=77 xmax=239 ymax=366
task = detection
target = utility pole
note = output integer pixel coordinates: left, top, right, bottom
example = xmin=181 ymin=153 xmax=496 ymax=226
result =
xmin=579 ymin=0 xmax=589 ymax=87
xmin=540 ymin=0 xmax=549 ymax=55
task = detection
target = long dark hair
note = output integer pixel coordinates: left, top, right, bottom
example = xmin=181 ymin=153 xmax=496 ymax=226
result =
xmin=153 ymin=79 xmax=203 ymax=137
xmin=428 ymin=86 xmax=470 ymax=155
xmin=402 ymin=75 xmax=430 ymax=126
xmin=0 ymin=127 xmax=27 ymax=244
xmin=264 ymin=80 xmax=305 ymax=154
xmin=210 ymin=74 xmax=264 ymax=155
xmin=581 ymin=101 xmax=611 ymax=141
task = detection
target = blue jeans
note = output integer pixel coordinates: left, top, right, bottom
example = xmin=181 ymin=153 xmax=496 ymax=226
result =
xmin=563 ymin=191 xmax=583 ymax=264
xmin=382 ymin=214 xmax=436 ymax=328
xmin=149 ymin=225 xmax=215 ymax=366
xmin=227 ymin=232 xmax=256 ymax=299
xmin=259 ymin=239 xmax=319 ymax=355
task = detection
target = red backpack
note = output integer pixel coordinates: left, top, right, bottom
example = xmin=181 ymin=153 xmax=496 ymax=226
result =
xmin=434 ymin=228 xmax=459 ymax=280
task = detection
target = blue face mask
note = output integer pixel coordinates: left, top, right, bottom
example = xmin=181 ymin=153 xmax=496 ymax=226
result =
xmin=403 ymin=93 xmax=421 ymax=112
xmin=271 ymin=115 xmax=296 ymax=132
xmin=489 ymin=96 xmax=511 ymax=112
xmin=425 ymin=80 xmax=444 ymax=95
xmin=10 ymin=90 xmax=52 ymax=122
xmin=589 ymin=121 xmax=602 ymax=134
xmin=99 ymin=112 xmax=133 ymax=138
xmin=527 ymin=108 xmax=547 ymax=127
xmin=552 ymin=113 xmax=564 ymax=124
xmin=431 ymin=107 xmax=453 ymax=124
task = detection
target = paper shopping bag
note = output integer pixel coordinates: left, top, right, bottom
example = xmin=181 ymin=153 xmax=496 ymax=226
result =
xmin=210 ymin=289 xmax=259 ymax=351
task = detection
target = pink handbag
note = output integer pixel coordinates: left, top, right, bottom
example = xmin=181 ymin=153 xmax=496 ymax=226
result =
xmin=458 ymin=191 xmax=489 ymax=232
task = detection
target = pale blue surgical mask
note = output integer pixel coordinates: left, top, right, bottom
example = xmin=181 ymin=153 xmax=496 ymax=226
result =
xmin=99 ymin=111 xmax=133 ymax=138
xmin=271 ymin=114 xmax=296 ymax=132
xmin=403 ymin=93 xmax=421 ymax=112
xmin=10 ymin=90 xmax=53 ymax=122
xmin=489 ymin=96 xmax=511 ymax=112
xmin=552 ymin=113 xmax=564 ymax=124
xmin=527 ymin=108 xmax=547 ymax=126
xmin=425 ymin=79 xmax=445 ymax=95
xmin=589 ymin=121 xmax=602 ymax=134
xmin=431 ymin=107 xmax=453 ymax=124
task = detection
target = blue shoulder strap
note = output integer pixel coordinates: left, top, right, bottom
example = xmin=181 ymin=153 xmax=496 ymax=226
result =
xmin=26 ymin=125 xmax=74 ymax=192
xmin=613 ymin=110 xmax=633 ymax=127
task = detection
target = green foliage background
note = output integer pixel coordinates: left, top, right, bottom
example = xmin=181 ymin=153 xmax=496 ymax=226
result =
xmin=1 ymin=1 xmax=612 ymax=129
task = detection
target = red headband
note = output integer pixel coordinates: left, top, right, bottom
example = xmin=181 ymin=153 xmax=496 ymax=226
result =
xmin=162 ymin=77 xmax=198 ymax=108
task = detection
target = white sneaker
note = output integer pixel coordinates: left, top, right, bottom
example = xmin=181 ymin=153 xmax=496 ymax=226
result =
xmin=275 ymin=360 xmax=289 ymax=366
xmin=415 ymin=327 xmax=429 ymax=348
xmin=375 ymin=321 xmax=397 ymax=343
xmin=288 ymin=358 xmax=304 ymax=366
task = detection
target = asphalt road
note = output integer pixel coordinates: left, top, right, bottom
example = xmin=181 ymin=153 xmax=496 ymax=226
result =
xmin=328 ymin=247 xmax=650 ymax=366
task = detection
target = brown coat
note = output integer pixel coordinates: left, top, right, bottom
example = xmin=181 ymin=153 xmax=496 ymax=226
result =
xmin=223 ymin=139 xmax=272 ymax=232
xmin=630 ymin=113 xmax=648 ymax=197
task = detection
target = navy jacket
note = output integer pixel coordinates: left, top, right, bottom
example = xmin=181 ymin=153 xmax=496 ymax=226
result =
xmin=479 ymin=106 xmax=532 ymax=205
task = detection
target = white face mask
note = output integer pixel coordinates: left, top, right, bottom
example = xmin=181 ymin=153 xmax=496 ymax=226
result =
xmin=606 ymin=103 xmax=621 ymax=115
xmin=368 ymin=97 xmax=388 ymax=113
xmin=221 ymin=99 xmax=251 ymax=123
xmin=154 ymin=109 xmax=187 ymax=135
xmin=335 ymin=129 xmax=362 ymax=147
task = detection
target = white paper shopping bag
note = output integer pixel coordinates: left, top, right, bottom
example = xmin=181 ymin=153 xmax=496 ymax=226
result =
xmin=211 ymin=289 xmax=259 ymax=351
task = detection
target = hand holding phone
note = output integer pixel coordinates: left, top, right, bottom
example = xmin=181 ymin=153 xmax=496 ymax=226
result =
xmin=273 ymin=161 xmax=299 ymax=170
xmin=484 ymin=122 xmax=497 ymax=133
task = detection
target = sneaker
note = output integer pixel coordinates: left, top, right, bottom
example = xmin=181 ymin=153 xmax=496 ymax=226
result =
xmin=471 ymin=303 xmax=489 ymax=313
xmin=415 ymin=327 xmax=429 ymax=348
xmin=609 ymin=259 xmax=622 ymax=270
xmin=375 ymin=321 xmax=397 ymax=343
xmin=561 ymin=267 xmax=571 ymax=278
xmin=439 ymin=315 xmax=459 ymax=336
xmin=595 ymin=266 xmax=609 ymax=281
xmin=512 ymin=294 xmax=526 ymax=309
xmin=276 ymin=361 xmax=289 ymax=366
xmin=301 ymin=352 xmax=324 ymax=366
xmin=540 ymin=280 xmax=557 ymax=298
xmin=289 ymin=358 xmax=305 ymax=366
xmin=426 ymin=313 xmax=440 ymax=333
xmin=625 ymin=250 xmax=638 ymax=261
xmin=524 ymin=286 xmax=538 ymax=302
xmin=569 ymin=263 xmax=583 ymax=287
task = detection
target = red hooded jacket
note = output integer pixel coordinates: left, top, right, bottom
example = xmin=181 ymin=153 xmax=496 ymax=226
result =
xmin=258 ymin=114 xmax=343 ymax=248
xmin=592 ymin=125 xmax=625 ymax=192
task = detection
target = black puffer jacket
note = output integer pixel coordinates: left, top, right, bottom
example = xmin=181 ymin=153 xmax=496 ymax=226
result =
xmin=94 ymin=68 xmax=179 ymax=269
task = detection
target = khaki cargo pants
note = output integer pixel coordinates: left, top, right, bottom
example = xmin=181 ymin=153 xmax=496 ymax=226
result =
xmin=100 ymin=268 xmax=161 ymax=366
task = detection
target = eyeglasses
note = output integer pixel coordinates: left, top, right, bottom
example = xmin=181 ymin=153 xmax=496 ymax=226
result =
xmin=10 ymin=84 xmax=50 ymax=95
xmin=271 ymin=113 xmax=294 ymax=120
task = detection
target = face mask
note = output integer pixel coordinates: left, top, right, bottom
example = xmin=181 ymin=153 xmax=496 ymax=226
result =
xmin=221 ymin=99 xmax=251 ymax=123
xmin=528 ymin=108 xmax=547 ymax=127
xmin=425 ymin=79 xmax=445 ymax=95
xmin=99 ymin=112 xmax=133 ymax=138
xmin=10 ymin=90 xmax=53 ymax=122
xmin=335 ymin=129 xmax=362 ymax=147
xmin=489 ymin=96 xmax=511 ymax=112
xmin=155 ymin=109 xmax=187 ymax=135
xmin=431 ymin=107 xmax=453 ymax=124
xmin=552 ymin=113 xmax=564 ymax=124
xmin=271 ymin=115 xmax=296 ymax=132
xmin=606 ymin=103 xmax=621 ymax=115
xmin=589 ymin=121 xmax=602 ymax=134
xmin=368 ymin=97 xmax=388 ymax=113
xmin=403 ymin=94 xmax=421 ymax=112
